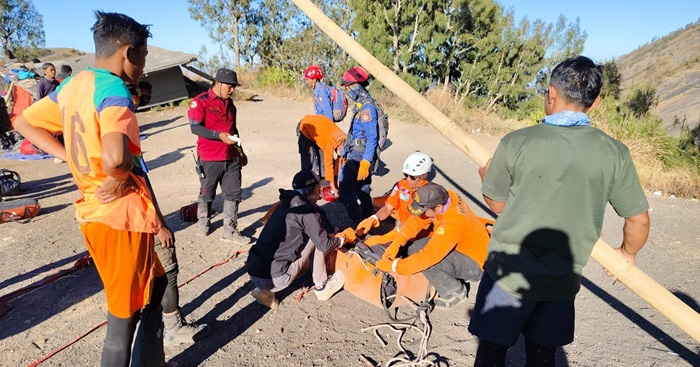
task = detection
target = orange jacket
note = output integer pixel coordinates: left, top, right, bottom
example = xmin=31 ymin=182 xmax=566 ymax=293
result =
xmin=393 ymin=190 xmax=489 ymax=276
xmin=299 ymin=115 xmax=345 ymax=183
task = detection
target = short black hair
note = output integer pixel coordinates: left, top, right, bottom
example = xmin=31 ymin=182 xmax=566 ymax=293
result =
xmin=91 ymin=11 xmax=151 ymax=59
xmin=549 ymin=56 xmax=603 ymax=108
xmin=60 ymin=64 xmax=72 ymax=74
xmin=42 ymin=63 xmax=54 ymax=70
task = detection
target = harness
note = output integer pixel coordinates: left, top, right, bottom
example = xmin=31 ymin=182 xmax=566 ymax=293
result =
xmin=343 ymin=97 xmax=375 ymax=155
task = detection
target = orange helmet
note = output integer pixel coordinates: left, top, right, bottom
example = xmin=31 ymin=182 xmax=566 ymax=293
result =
xmin=304 ymin=65 xmax=323 ymax=80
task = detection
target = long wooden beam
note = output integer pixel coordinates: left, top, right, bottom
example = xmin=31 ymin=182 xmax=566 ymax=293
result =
xmin=290 ymin=0 xmax=700 ymax=344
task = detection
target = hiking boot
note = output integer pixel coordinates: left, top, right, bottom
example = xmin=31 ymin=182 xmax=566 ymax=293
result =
xmin=221 ymin=229 xmax=251 ymax=245
xmin=251 ymin=288 xmax=279 ymax=309
xmin=162 ymin=310 xmax=211 ymax=347
xmin=314 ymin=271 xmax=345 ymax=301
xmin=196 ymin=218 xmax=210 ymax=237
xmin=433 ymin=283 xmax=469 ymax=309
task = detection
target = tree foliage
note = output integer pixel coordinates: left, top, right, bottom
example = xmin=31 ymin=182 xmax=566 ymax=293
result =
xmin=189 ymin=0 xmax=587 ymax=113
xmin=601 ymin=61 xmax=621 ymax=100
xmin=625 ymin=85 xmax=658 ymax=118
xmin=0 ymin=0 xmax=44 ymax=62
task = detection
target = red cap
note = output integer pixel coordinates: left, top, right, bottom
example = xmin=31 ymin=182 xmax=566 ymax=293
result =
xmin=340 ymin=66 xmax=369 ymax=86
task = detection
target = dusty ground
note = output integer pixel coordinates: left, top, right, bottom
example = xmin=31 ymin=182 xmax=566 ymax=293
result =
xmin=1 ymin=93 xmax=699 ymax=367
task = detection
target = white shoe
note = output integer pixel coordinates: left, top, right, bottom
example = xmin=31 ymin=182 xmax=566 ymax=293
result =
xmin=314 ymin=271 xmax=345 ymax=301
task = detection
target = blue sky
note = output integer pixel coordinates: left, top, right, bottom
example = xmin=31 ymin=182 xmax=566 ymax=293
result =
xmin=35 ymin=0 xmax=699 ymax=62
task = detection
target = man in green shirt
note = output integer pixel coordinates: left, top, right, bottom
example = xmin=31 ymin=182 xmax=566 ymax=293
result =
xmin=468 ymin=56 xmax=650 ymax=367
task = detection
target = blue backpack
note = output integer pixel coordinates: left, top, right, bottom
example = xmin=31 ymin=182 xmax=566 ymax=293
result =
xmin=329 ymin=85 xmax=348 ymax=122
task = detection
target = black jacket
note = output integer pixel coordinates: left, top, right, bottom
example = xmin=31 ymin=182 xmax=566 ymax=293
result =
xmin=247 ymin=189 xmax=339 ymax=279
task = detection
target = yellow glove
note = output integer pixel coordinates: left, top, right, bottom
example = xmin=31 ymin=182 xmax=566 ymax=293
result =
xmin=382 ymin=235 xmax=407 ymax=260
xmin=357 ymin=159 xmax=371 ymax=180
xmin=375 ymin=258 xmax=394 ymax=273
xmin=356 ymin=215 xmax=379 ymax=236
xmin=336 ymin=227 xmax=357 ymax=245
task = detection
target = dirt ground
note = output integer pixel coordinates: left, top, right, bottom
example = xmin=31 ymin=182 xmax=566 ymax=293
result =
xmin=1 ymin=93 xmax=699 ymax=367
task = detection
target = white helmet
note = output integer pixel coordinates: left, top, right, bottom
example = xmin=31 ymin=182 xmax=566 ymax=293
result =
xmin=402 ymin=151 xmax=433 ymax=176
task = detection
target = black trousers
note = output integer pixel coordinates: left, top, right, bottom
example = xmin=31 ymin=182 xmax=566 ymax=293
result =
xmin=198 ymin=158 xmax=242 ymax=203
xmin=407 ymin=237 xmax=483 ymax=297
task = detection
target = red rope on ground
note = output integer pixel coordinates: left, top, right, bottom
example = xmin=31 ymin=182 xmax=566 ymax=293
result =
xmin=25 ymin=321 xmax=106 ymax=367
xmin=24 ymin=249 xmax=248 ymax=367
xmin=0 ymin=255 xmax=92 ymax=304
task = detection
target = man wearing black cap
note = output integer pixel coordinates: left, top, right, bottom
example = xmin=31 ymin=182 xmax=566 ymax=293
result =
xmin=188 ymin=68 xmax=250 ymax=244
xmin=246 ymin=170 xmax=356 ymax=308
xmin=374 ymin=182 xmax=490 ymax=308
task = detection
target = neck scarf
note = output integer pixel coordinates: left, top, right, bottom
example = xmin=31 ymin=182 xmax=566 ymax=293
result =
xmin=542 ymin=111 xmax=590 ymax=127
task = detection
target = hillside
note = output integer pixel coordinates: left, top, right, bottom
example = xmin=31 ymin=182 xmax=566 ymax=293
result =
xmin=617 ymin=20 xmax=700 ymax=135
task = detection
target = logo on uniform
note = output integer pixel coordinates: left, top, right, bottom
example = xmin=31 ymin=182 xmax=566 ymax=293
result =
xmin=435 ymin=226 xmax=445 ymax=235
xmin=190 ymin=101 xmax=197 ymax=108
xmin=361 ymin=110 xmax=371 ymax=121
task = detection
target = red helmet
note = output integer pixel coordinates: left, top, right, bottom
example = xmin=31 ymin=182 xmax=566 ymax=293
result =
xmin=304 ymin=65 xmax=323 ymax=80
xmin=322 ymin=186 xmax=338 ymax=202
xmin=340 ymin=66 xmax=369 ymax=86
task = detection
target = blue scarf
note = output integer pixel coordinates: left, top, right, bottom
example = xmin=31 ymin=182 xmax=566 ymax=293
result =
xmin=542 ymin=111 xmax=590 ymax=127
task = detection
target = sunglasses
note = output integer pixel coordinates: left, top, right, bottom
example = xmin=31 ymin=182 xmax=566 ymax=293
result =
xmin=404 ymin=173 xmax=419 ymax=180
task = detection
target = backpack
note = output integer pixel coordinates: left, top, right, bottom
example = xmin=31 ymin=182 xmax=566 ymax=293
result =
xmin=0 ymin=169 xmax=21 ymax=197
xmin=329 ymin=85 xmax=348 ymax=122
xmin=373 ymin=101 xmax=389 ymax=150
xmin=0 ymin=198 xmax=40 ymax=223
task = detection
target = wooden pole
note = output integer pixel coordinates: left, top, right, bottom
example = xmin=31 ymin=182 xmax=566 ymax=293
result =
xmin=290 ymin=0 xmax=700 ymax=343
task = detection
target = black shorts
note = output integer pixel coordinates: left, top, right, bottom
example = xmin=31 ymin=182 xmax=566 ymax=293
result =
xmin=468 ymin=272 xmax=575 ymax=347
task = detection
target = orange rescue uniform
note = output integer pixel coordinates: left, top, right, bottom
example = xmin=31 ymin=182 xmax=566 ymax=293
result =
xmin=298 ymin=114 xmax=345 ymax=184
xmin=393 ymin=190 xmax=489 ymax=276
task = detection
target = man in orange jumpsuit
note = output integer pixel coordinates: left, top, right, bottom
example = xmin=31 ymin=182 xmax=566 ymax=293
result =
xmin=355 ymin=151 xmax=433 ymax=244
xmin=375 ymin=183 xmax=490 ymax=308
xmin=297 ymin=114 xmax=346 ymax=199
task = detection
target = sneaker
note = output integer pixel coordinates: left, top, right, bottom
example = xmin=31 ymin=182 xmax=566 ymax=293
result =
xmin=251 ymin=288 xmax=279 ymax=309
xmin=162 ymin=311 xmax=211 ymax=347
xmin=433 ymin=283 xmax=468 ymax=309
xmin=196 ymin=219 xmax=210 ymax=237
xmin=314 ymin=271 xmax=345 ymax=301
xmin=221 ymin=229 xmax=251 ymax=245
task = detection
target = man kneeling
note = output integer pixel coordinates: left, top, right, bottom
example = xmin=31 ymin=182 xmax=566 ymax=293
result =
xmin=375 ymin=183 xmax=490 ymax=308
xmin=246 ymin=170 xmax=355 ymax=308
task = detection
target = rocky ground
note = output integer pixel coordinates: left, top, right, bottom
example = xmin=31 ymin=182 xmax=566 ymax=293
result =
xmin=0 ymin=93 xmax=699 ymax=366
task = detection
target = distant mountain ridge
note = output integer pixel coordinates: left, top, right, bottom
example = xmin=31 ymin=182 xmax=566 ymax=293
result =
xmin=617 ymin=19 xmax=700 ymax=135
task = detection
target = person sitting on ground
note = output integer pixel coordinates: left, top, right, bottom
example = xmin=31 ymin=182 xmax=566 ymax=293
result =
xmin=297 ymin=114 xmax=346 ymax=200
xmin=36 ymin=63 xmax=59 ymax=100
xmin=355 ymin=151 xmax=434 ymax=245
xmin=246 ymin=170 xmax=356 ymax=308
xmin=56 ymin=64 xmax=72 ymax=83
xmin=374 ymin=183 xmax=490 ymax=308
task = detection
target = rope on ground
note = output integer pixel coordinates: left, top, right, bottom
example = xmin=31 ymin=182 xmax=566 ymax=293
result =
xmin=24 ymin=249 xmax=248 ymax=367
xmin=0 ymin=254 xmax=92 ymax=305
xmin=295 ymin=286 xmax=311 ymax=302
xmin=361 ymin=296 xmax=437 ymax=367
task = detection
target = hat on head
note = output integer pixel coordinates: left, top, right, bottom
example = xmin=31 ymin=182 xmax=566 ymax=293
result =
xmin=408 ymin=183 xmax=448 ymax=215
xmin=292 ymin=170 xmax=330 ymax=190
xmin=214 ymin=68 xmax=241 ymax=86
xmin=340 ymin=66 xmax=369 ymax=86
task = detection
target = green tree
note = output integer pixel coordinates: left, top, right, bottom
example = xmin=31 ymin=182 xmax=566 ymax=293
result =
xmin=0 ymin=0 xmax=44 ymax=62
xmin=601 ymin=60 xmax=621 ymax=100
xmin=188 ymin=0 xmax=260 ymax=69
xmin=625 ymin=85 xmax=658 ymax=118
